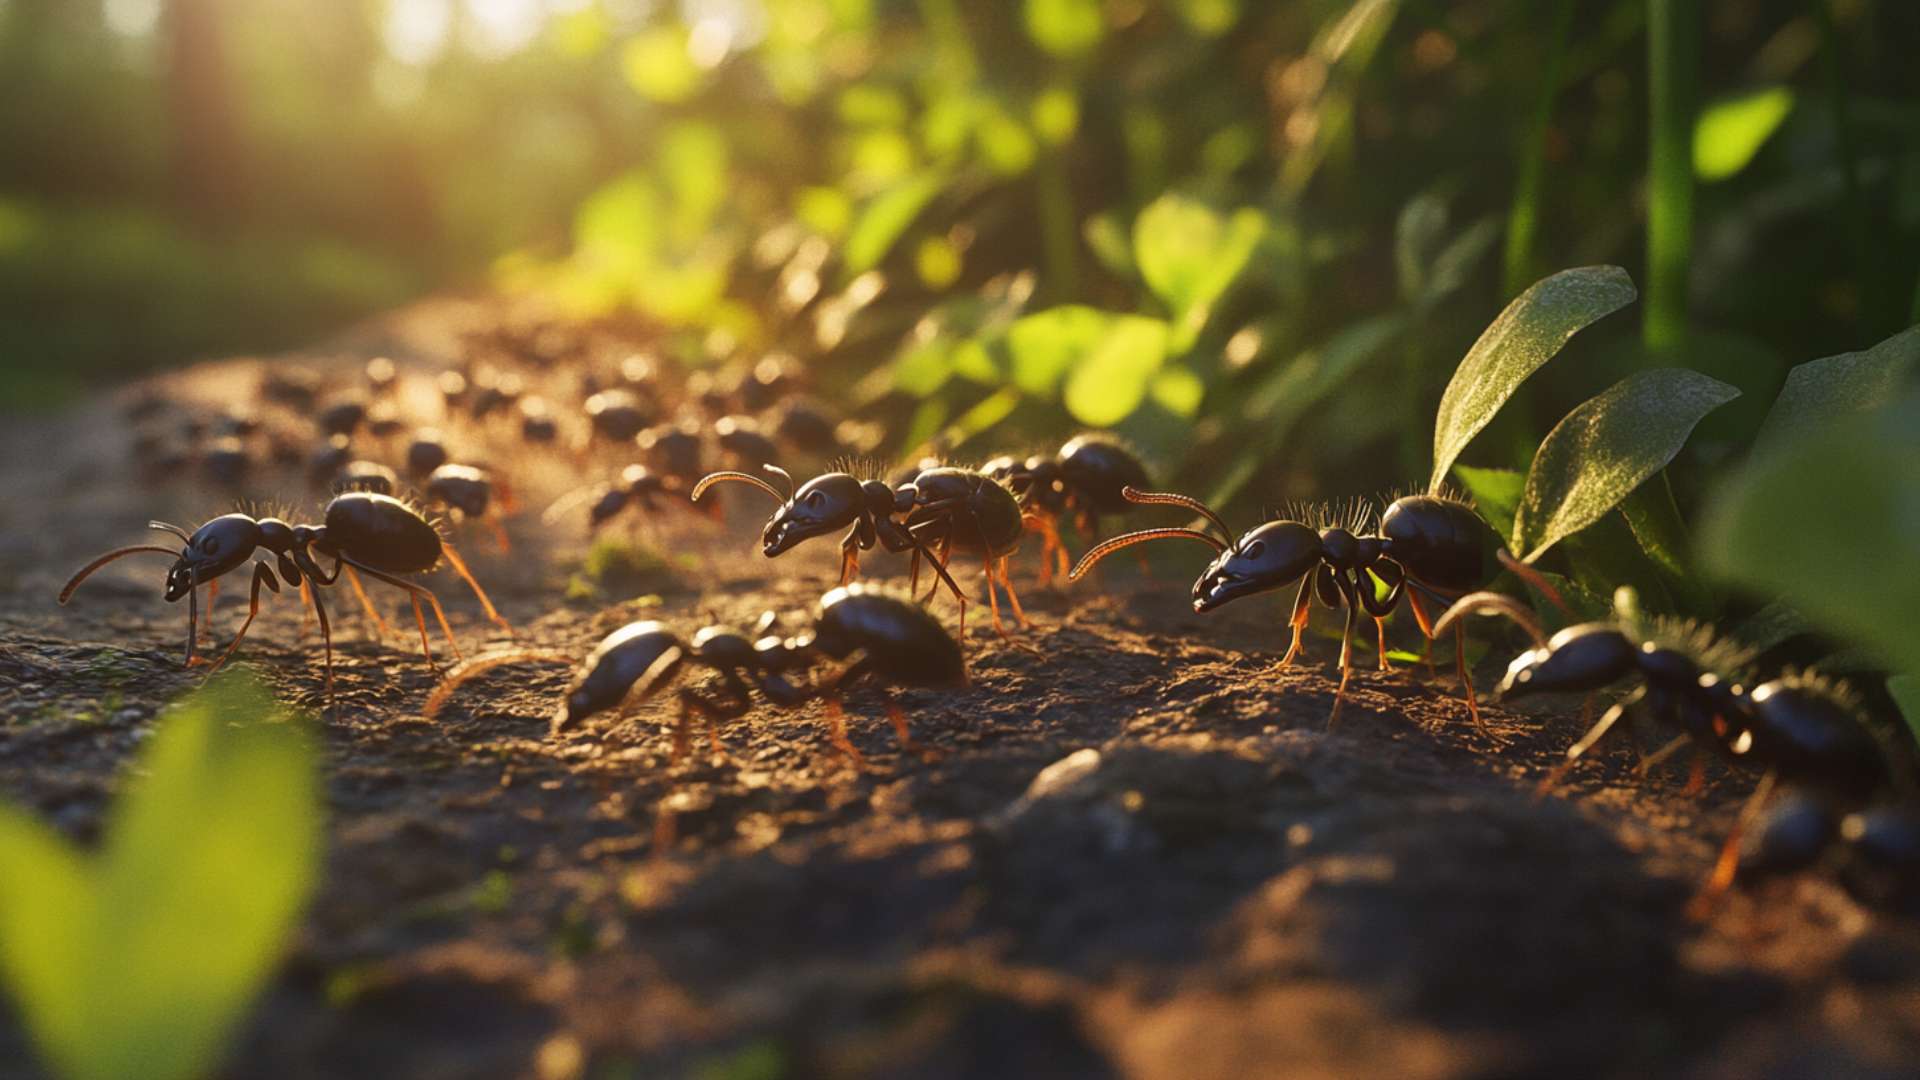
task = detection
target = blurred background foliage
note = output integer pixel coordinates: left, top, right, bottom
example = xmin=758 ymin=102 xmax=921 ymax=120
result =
xmin=3 ymin=1 xmax=1918 ymax=642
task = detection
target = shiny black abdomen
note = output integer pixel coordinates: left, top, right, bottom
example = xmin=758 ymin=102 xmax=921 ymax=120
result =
xmin=815 ymin=586 xmax=966 ymax=688
xmin=1058 ymin=435 xmax=1149 ymax=514
xmin=322 ymin=493 xmax=443 ymax=573
xmin=1379 ymin=495 xmax=1496 ymax=593
xmin=907 ymin=468 xmax=1025 ymax=557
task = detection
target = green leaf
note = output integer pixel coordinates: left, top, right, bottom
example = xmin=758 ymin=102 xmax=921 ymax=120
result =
xmin=1023 ymin=0 xmax=1104 ymax=57
xmin=1753 ymin=324 xmax=1920 ymax=454
xmin=1694 ymin=86 xmax=1795 ymax=181
xmin=1063 ymin=316 xmax=1171 ymax=426
xmin=1450 ymin=464 xmax=1523 ymax=541
xmin=0 ymin=675 xmax=320 ymax=1080
xmin=1430 ymin=265 xmax=1638 ymax=492
xmin=1174 ymin=0 xmax=1240 ymax=35
xmin=1513 ymin=368 xmax=1739 ymax=561
xmin=1006 ymin=305 xmax=1113 ymax=396
xmin=1132 ymin=195 xmax=1266 ymax=353
xmin=621 ymin=26 xmax=705 ymax=103
xmin=843 ymin=173 xmax=945 ymax=276
xmin=1149 ymin=364 xmax=1205 ymax=417
xmin=1700 ymin=395 xmax=1920 ymax=679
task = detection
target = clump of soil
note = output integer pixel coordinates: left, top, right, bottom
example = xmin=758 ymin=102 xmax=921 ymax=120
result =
xmin=3 ymin=302 xmax=1918 ymax=1079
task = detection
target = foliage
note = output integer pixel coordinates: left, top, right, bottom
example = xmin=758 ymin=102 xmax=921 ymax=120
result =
xmin=0 ymin=675 xmax=321 ymax=1080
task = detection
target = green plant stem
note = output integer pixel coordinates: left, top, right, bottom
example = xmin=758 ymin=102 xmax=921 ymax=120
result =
xmin=1503 ymin=0 xmax=1575 ymax=300
xmin=1644 ymin=0 xmax=1696 ymax=355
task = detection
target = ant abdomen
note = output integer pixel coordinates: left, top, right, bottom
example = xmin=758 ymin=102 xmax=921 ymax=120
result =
xmin=1498 ymin=624 xmax=1641 ymax=697
xmin=1379 ymin=495 xmax=1497 ymax=594
xmin=324 ymin=493 xmax=442 ymax=574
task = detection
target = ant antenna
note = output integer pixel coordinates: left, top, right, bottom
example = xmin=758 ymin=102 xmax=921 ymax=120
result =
xmin=149 ymin=521 xmax=193 ymax=543
xmin=1120 ymin=487 xmax=1232 ymax=544
xmin=764 ymin=463 xmax=796 ymax=499
xmin=1430 ymin=591 xmax=1549 ymax=649
xmin=691 ymin=470 xmax=785 ymax=503
xmin=1070 ymin=527 xmax=1226 ymax=581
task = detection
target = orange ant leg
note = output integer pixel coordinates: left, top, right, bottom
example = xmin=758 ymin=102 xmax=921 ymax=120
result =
xmin=440 ymin=540 xmax=510 ymax=635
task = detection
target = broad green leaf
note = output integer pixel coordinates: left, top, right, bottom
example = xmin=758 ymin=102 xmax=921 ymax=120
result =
xmin=1063 ymin=316 xmax=1170 ymax=426
xmin=1430 ymin=264 xmax=1638 ymax=491
xmin=1450 ymin=464 xmax=1523 ymax=541
xmin=1006 ymin=305 xmax=1114 ymax=396
xmin=1513 ymin=368 xmax=1738 ymax=561
xmin=0 ymin=675 xmax=320 ymax=1080
xmin=1700 ymin=396 xmax=1920 ymax=679
xmin=1731 ymin=600 xmax=1811 ymax=653
xmin=1024 ymin=0 xmax=1103 ymax=57
xmin=1753 ymin=324 xmax=1920 ymax=453
xmin=1133 ymin=196 xmax=1266 ymax=353
xmin=1694 ymin=86 xmax=1795 ymax=181
xmin=892 ymin=338 xmax=953 ymax=396
xmin=843 ymin=173 xmax=944 ymax=275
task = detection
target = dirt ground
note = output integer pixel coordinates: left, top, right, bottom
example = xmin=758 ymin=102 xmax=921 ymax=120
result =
xmin=4 ymin=303 xmax=1920 ymax=1080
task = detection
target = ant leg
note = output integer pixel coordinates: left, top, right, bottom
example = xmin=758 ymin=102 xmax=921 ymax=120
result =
xmin=306 ymin=576 xmax=334 ymax=701
xmin=487 ymin=509 xmax=511 ymax=555
xmin=1375 ymin=618 xmax=1391 ymax=672
xmin=440 ymin=540 xmax=511 ymax=635
xmin=408 ymin=596 xmax=433 ymax=666
xmin=838 ymin=529 xmax=860 ymax=585
xmin=1454 ymin=620 xmax=1490 ymax=736
xmin=341 ymin=557 xmax=463 ymax=662
xmin=985 ymin=558 xmax=1006 ymax=637
xmin=185 ymin=579 xmax=202 ymax=667
xmin=1681 ymin=753 xmax=1708 ymax=798
xmin=882 ymin=690 xmax=942 ymax=763
xmin=297 ymin=578 xmax=314 ymax=638
xmin=201 ymin=563 xmax=281 ymax=679
xmin=341 ymin=564 xmax=394 ymax=640
xmin=1635 ymin=734 xmax=1690 ymax=777
xmin=1688 ymin=771 xmax=1778 ymax=921
xmin=1535 ymin=687 xmax=1644 ymax=796
xmin=1403 ymin=588 xmax=1439 ymax=676
xmin=1326 ymin=593 xmax=1361 ymax=728
xmin=819 ymin=696 xmax=869 ymax=772
xmin=999 ymin=557 xmax=1032 ymax=628
xmin=1279 ymin=575 xmax=1314 ymax=667
xmin=199 ymin=577 xmax=221 ymax=652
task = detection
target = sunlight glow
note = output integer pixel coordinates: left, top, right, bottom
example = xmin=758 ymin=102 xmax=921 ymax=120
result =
xmin=102 ymin=0 xmax=160 ymax=38
xmin=386 ymin=0 xmax=452 ymax=65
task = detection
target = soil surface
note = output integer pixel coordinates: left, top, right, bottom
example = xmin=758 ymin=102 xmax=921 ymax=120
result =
xmin=4 ymin=301 xmax=1919 ymax=1080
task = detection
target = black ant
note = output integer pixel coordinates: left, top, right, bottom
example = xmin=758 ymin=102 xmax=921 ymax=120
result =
xmin=59 ymin=493 xmax=511 ymax=697
xmin=337 ymin=460 xmax=398 ymax=495
xmin=405 ymin=430 xmax=450 ymax=479
xmin=691 ymin=463 xmax=1029 ymax=641
xmin=1072 ymin=487 xmax=1542 ymax=726
xmin=543 ymin=464 xmax=706 ymax=535
xmin=1740 ymin=795 xmax=1920 ymax=913
xmin=714 ymin=415 xmax=780 ymax=469
xmin=637 ymin=421 xmax=707 ymax=488
xmin=585 ymin=388 xmax=654 ymax=446
xmin=423 ymin=463 xmax=515 ymax=553
xmin=985 ymin=434 xmax=1150 ymax=586
xmin=1436 ymin=593 xmax=1898 ymax=915
xmin=424 ymin=583 xmax=966 ymax=769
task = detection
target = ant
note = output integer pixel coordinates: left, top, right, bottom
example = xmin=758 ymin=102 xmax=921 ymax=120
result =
xmin=691 ymin=463 xmax=1029 ymax=641
xmin=714 ymin=415 xmax=780 ymax=469
xmin=984 ymin=434 xmax=1150 ymax=586
xmin=1740 ymin=795 xmax=1920 ymax=913
xmin=59 ymin=493 xmax=511 ymax=697
xmin=1436 ymin=593 xmax=1897 ymax=915
xmin=585 ymin=388 xmax=654 ymax=446
xmin=405 ymin=430 xmax=450 ymax=479
xmin=423 ymin=463 xmax=516 ymax=553
xmin=337 ymin=459 xmax=398 ymax=495
xmin=424 ymin=583 xmax=966 ymax=770
xmin=1071 ymin=487 xmax=1542 ymax=726
xmin=543 ymin=464 xmax=705 ymax=535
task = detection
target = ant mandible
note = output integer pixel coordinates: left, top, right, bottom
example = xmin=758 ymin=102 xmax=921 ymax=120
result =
xmin=60 ymin=492 xmax=510 ymax=697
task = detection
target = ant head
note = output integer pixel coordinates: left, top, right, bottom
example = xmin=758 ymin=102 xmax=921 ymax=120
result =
xmin=1193 ymin=521 xmax=1322 ymax=613
xmin=165 ymin=514 xmax=260 ymax=601
xmin=763 ymin=472 xmax=862 ymax=556
xmin=1494 ymin=623 xmax=1637 ymax=700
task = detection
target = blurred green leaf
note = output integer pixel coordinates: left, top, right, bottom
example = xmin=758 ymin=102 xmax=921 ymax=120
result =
xmin=1024 ymin=0 xmax=1104 ymax=57
xmin=1150 ymin=364 xmax=1206 ymax=417
xmin=1514 ymin=368 xmax=1739 ymax=561
xmin=1175 ymin=0 xmax=1240 ymax=36
xmin=1082 ymin=212 xmax=1133 ymax=276
xmin=1694 ymin=86 xmax=1795 ymax=181
xmin=1430 ymin=265 xmax=1638 ymax=491
xmin=0 ymin=676 xmax=320 ymax=1080
xmin=1450 ymin=464 xmax=1523 ymax=540
xmin=1063 ymin=315 xmax=1170 ymax=426
xmin=1701 ymin=395 xmax=1920 ymax=678
xmin=1752 ymin=324 xmax=1920 ymax=453
xmin=1007 ymin=304 xmax=1113 ymax=395
xmin=1133 ymin=195 xmax=1266 ymax=353
xmin=843 ymin=173 xmax=945 ymax=275
xmin=622 ymin=27 xmax=705 ymax=103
